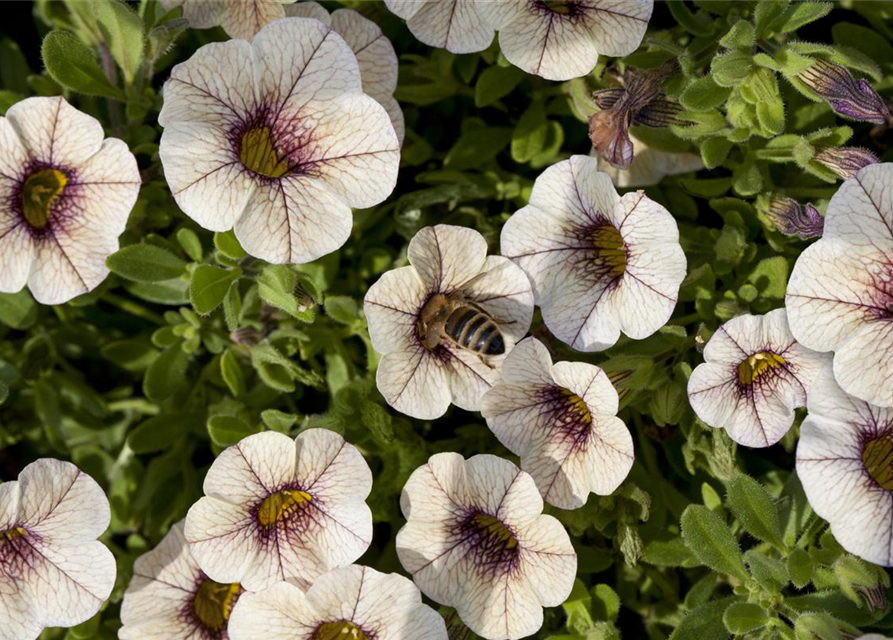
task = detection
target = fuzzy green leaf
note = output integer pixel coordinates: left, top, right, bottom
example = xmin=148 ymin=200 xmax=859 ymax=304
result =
xmin=475 ymin=65 xmax=524 ymax=107
xmin=680 ymin=505 xmax=748 ymax=581
xmin=723 ymin=602 xmax=769 ymax=634
xmin=41 ymin=30 xmax=123 ymax=99
xmin=93 ymin=0 xmax=144 ymax=84
xmin=107 ymin=244 xmax=188 ymax=282
xmin=207 ymin=415 xmax=259 ymax=447
xmin=680 ymin=76 xmax=732 ymax=111
xmin=143 ymin=344 xmax=188 ymax=402
xmin=727 ymin=473 xmax=784 ymax=548
xmin=190 ymin=266 xmax=241 ymax=315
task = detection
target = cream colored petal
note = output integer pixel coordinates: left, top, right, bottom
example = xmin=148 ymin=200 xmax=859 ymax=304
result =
xmin=542 ymin=272 xmax=623 ymax=352
xmin=167 ymin=0 xmax=227 ymax=29
xmin=283 ymin=94 xmax=399 ymax=208
xmin=71 ymin=138 xmax=141 ymax=234
xmin=223 ymin=0 xmax=287 ymax=40
xmin=384 ymin=0 xmax=422 ymax=19
xmin=228 ymin=581 xmax=318 ymax=640
xmin=233 ymin=175 xmax=352 ymax=264
xmin=27 ymin=225 xmax=115 ymax=305
xmin=400 ymin=452 xmax=469 ymax=524
xmin=524 ymin=155 xmax=621 ymax=229
xmin=6 ymin=97 xmax=102 ymax=166
xmin=0 ymin=221 xmax=34 ymax=297
xmin=376 ymin=348 xmax=452 ymax=419
xmin=453 ymin=566 xmax=543 ymax=640
xmin=401 ymin=0 xmax=494 ymax=54
xmin=330 ymin=9 xmax=398 ymax=99
xmin=444 ymin=345 xmax=499 ymax=412
xmin=466 ymin=454 xmax=542 ymax=529
xmin=204 ymin=431 xmax=299 ymax=504
xmin=396 ymin=520 xmax=466 ymax=605
xmin=364 ymin=265 xmax=428 ymax=354
xmin=517 ymin=514 xmax=576 ymax=606
xmin=833 ymin=321 xmax=893 ymax=407
xmin=553 ymin=359 xmax=618 ymax=415
xmin=253 ymin=18 xmax=361 ymax=110
xmin=284 ymin=1 xmax=331 ymax=23
xmin=0 ymin=577 xmax=41 ymax=640
xmin=159 ymin=39 xmax=257 ymax=128
xmin=185 ymin=497 xmax=260 ymax=586
xmin=0 ymin=482 xmax=18 ymax=530
xmin=461 ymin=255 xmax=535 ymax=345
xmin=579 ymin=0 xmax=652 ymax=57
xmin=0 ymin=116 xmax=28 ymax=179
xmin=482 ymin=381 xmax=557 ymax=457
xmin=823 ymin=163 xmax=893 ymax=246
xmin=492 ymin=336 xmax=554 ymax=387
xmin=159 ymin=121 xmax=256 ymax=232
xmin=378 ymin=93 xmax=406 ymax=146
xmin=473 ymin=0 xmax=526 ymax=28
xmin=408 ymin=224 xmax=488 ymax=292
xmin=17 ymin=459 xmax=110 ymax=543
xmin=296 ymin=428 xmax=372 ymax=504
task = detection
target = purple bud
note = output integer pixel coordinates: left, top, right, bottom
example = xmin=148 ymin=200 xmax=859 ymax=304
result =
xmin=591 ymin=88 xmax=624 ymax=111
xmin=813 ymin=146 xmax=879 ymax=180
xmin=797 ymin=59 xmax=890 ymax=125
xmin=765 ymin=198 xmax=824 ymax=240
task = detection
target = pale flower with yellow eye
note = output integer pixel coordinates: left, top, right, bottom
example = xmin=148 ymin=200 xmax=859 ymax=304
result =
xmin=227 ymin=565 xmax=449 ymax=640
xmin=500 ymin=154 xmax=686 ymax=352
xmin=0 ymin=96 xmax=140 ymax=305
xmin=161 ymin=0 xmax=298 ymax=40
xmin=397 ymin=452 xmax=577 ymax=640
xmin=688 ymin=309 xmax=830 ymax=448
xmin=481 ymin=337 xmax=633 ymax=510
xmin=184 ymin=429 xmax=373 ymax=592
xmin=120 ymin=521 xmax=244 ymax=640
xmin=0 ymin=458 xmax=116 ymax=640
xmin=159 ymin=17 xmax=399 ymax=265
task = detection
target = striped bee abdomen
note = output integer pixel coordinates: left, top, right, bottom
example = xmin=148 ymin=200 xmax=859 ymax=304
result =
xmin=444 ymin=306 xmax=505 ymax=356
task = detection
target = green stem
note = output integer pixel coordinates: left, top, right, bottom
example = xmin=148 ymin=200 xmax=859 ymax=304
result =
xmin=668 ymin=312 xmax=702 ymax=326
xmin=102 ymin=293 xmax=166 ymax=325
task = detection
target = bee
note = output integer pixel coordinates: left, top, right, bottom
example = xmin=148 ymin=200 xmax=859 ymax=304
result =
xmin=419 ymin=289 xmax=506 ymax=357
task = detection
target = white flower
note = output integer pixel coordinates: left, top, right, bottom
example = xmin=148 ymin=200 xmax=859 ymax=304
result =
xmin=0 ymin=96 xmax=140 ymax=305
xmin=797 ymin=366 xmax=893 ymax=566
xmin=120 ymin=521 xmax=243 ymax=640
xmin=364 ymin=224 xmax=534 ymax=420
xmin=384 ymin=0 xmax=494 ymax=54
xmin=688 ymin=309 xmax=830 ymax=448
xmin=480 ymin=337 xmax=633 ymax=509
xmin=397 ymin=452 xmax=576 ymax=640
xmin=500 ymin=154 xmax=685 ymax=352
xmin=228 ymin=565 xmax=448 ymax=640
xmin=159 ymin=17 xmax=400 ymax=264
xmin=593 ymin=136 xmax=703 ymax=187
xmin=787 ymin=163 xmax=893 ymax=408
xmin=475 ymin=0 xmax=653 ymax=81
xmin=0 ymin=458 xmax=115 ymax=640
xmin=161 ymin=0 xmax=298 ymax=40
xmin=286 ymin=2 xmax=405 ymax=145
xmin=184 ymin=429 xmax=373 ymax=592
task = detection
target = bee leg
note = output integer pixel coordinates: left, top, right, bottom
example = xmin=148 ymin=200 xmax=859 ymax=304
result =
xmin=477 ymin=354 xmax=496 ymax=370
xmin=425 ymin=326 xmax=443 ymax=350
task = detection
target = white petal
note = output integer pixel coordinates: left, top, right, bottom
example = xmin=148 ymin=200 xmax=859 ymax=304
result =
xmin=185 ymin=497 xmax=260 ymax=587
xmin=399 ymin=451 xmax=469 ymax=525
xmin=552 ymin=360 xmax=619 ymax=415
xmin=582 ymin=0 xmax=652 ymax=56
xmin=833 ymin=321 xmax=893 ymax=407
xmin=399 ymin=0 xmax=494 ymax=54
xmin=526 ymin=155 xmax=621 ymax=229
xmin=364 ymin=265 xmax=428 ymax=354
xmin=0 ymin=577 xmax=41 ymax=640
xmin=234 ymin=175 xmax=352 ymax=264
xmin=27 ymin=226 xmax=114 ymax=304
xmin=462 ymin=255 xmax=535 ymax=345
xmin=283 ymin=94 xmax=399 ymax=208
xmin=203 ymin=431 xmax=299 ymax=504
xmin=159 ymin=121 xmax=256 ymax=232
xmin=223 ymin=0 xmax=287 ymax=40
xmin=542 ymin=273 xmax=623 ymax=352
xmin=823 ymin=164 xmax=893 ymax=245
xmin=408 ymin=224 xmax=488 ymax=291
xmin=330 ymin=9 xmax=398 ymax=99
xmin=17 ymin=459 xmax=110 ymax=543
xmin=492 ymin=336 xmax=554 ymax=387
xmin=0 ymin=482 xmax=18 ymax=530
xmin=166 ymin=0 xmax=226 ymax=29
xmin=466 ymin=454 xmax=542 ymax=529
xmin=228 ymin=581 xmax=318 ymax=640
xmin=0 ymin=221 xmax=34 ymax=297
xmin=6 ymin=97 xmax=103 ymax=166
xmin=376 ymin=348 xmax=451 ymax=419
xmin=284 ymin=1 xmax=331 ymax=23
xmin=71 ymin=138 xmax=141 ymax=234
xmin=454 ymin=566 xmax=543 ymax=640
xmin=0 ymin=115 xmax=28 ymax=179
xmin=517 ymin=514 xmax=576 ymax=607
xmin=378 ymin=93 xmax=406 ymax=146
xmin=159 ymin=39 xmax=257 ymax=129
xmin=444 ymin=345 xmax=499 ymax=412
xmin=384 ymin=0 xmax=422 ymax=19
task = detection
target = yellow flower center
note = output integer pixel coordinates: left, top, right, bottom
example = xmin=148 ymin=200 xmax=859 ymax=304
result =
xmin=0 ymin=527 xmax=27 ymax=543
xmin=313 ymin=621 xmax=370 ymax=640
xmin=560 ymin=387 xmax=592 ymax=425
xmin=737 ymin=352 xmax=786 ymax=385
xmin=21 ymin=168 xmax=68 ymax=230
xmin=192 ymin=579 xmax=241 ymax=632
xmin=239 ymin=126 xmax=291 ymax=178
xmin=542 ymin=0 xmax=574 ymax=14
xmin=470 ymin=513 xmax=519 ymax=550
xmin=256 ymin=489 xmax=313 ymax=529
xmin=863 ymin=435 xmax=893 ymax=491
xmin=592 ymin=224 xmax=627 ymax=278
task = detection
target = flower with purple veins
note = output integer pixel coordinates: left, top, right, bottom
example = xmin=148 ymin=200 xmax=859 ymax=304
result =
xmin=161 ymin=0 xmax=298 ymax=40
xmin=796 ymin=59 xmax=890 ymax=125
xmin=396 ymin=452 xmax=577 ymax=640
xmin=765 ymin=197 xmax=825 ymax=240
xmin=813 ymin=146 xmax=880 ymax=180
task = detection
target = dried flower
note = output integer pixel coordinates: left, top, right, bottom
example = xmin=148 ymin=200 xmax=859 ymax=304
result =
xmin=797 ymin=59 xmax=890 ymax=125
xmin=765 ymin=197 xmax=824 ymax=240
xmin=813 ymin=147 xmax=880 ymax=180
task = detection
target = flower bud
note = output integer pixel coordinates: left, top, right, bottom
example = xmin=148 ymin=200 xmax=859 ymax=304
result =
xmin=765 ymin=197 xmax=824 ymax=240
xmin=797 ymin=59 xmax=890 ymax=125
xmin=813 ymin=146 xmax=879 ymax=180
xmin=853 ymin=583 xmax=887 ymax=612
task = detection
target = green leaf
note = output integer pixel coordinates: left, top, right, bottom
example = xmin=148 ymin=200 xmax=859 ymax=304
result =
xmin=125 ymin=278 xmax=190 ymax=305
xmin=699 ymin=137 xmax=732 ymax=170
xmin=511 ymin=102 xmax=549 ymax=163
xmin=680 ymin=505 xmax=748 ymax=581
xmin=667 ymin=0 xmax=714 ymax=36
xmin=719 ymin=19 xmax=755 ymax=50
xmin=475 ymin=65 xmax=524 ymax=107
xmin=107 ymin=244 xmax=188 ymax=282
xmin=591 ymin=584 xmax=620 ymax=623
xmin=143 ymin=343 xmax=188 ymax=402
xmin=710 ymin=51 xmax=753 ymax=87
xmin=207 ymin=415 xmax=260 ymax=447
xmin=680 ymin=76 xmax=732 ymax=111
xmin=643 ymin=538 xmax=698 ymax=568
xmin=723 ymin=602 xmax=769 ymax=634
xmin=754 ymin=0 xmax=788 ymax=38
xmin=833 ymin=23 xmax=893 ymax=65
xmin=0 ymin=39 xmax=31 ymax=94
xmin=325 ymin=296 xmax=358 ymax=325
xmin=745 ymin=550 xmax=788 ymax=592
xmin=190 ymin=266 xmax=241 ymax=315
xmin=41 ymin=30 xmax=123 ymax=99
xmin=93 ymin=0 xmax=144 ymax=84
xmin=726 ymin=473 xmax=784 ymax=548
xmin=788 ymin=548 xmax=814 ymax=588
xmin=261 ymin=409 xmax=297 ymax=433
xmin=176 ymin=228 xmax=203 ymax=262
xmin=101 ymin=340 xmax=158 ymax=372
xmin=670 ymin=597 xmax=735 ymax=640
xmin=444 ymin=126 xmax=512 ymax=170
xmin=214 ymin=230 xmax=247 ymax=260
xmin=770 ymin=1 xmax=832 ymax=34
xmin=220 ymin=349 xmax=246 ymax=398
xmin=0 ymin=290 xmax=37 ymax=329
xmin=747 ymin=257 xmax=789 ymax=299
xmin=127 ymin=413 xmax=196 ymax=453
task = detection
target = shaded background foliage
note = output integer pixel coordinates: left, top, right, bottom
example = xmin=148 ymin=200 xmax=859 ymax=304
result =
xmin=1 ymin=1 xmax=893 ymax=638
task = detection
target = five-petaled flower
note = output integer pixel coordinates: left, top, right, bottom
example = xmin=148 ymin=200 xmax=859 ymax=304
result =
xmin=396 ymin=452 xmax=577 ymax=640
xmin=0 ymin=96 xmax=140 ymax=304
xmin=286 ymin=1 xmax=405 ymax=144
xmin=228 ymin=565 xmax=449 ymax=640
xmin=364 ymin=224 xmax=534 ymax=420
xmin=120 ymin=521 xmax=243 ymax=640
xmin=475 ymin=0 xmax=653 ymax=81
xmin=383 ymin=0 xmax=494 ymax=54
xmin=481 ymin=337 xmax=633 ymax=509
xmin=797 ymin=367 xmax=893 ymax=566
xmin=159 ymin=17 xmax=400 ymax=265
xmin=688 ymin=309 xmax=830 ymax=448
xmin=786 ymin=163 xmax=893 ymax=407
xmin=501 ymin=155 xmax=686 ymax=352
xmin=185 ymin=429 xmax=373 ymax=592
xmin=161 ymin=0 xmax=298 ymax=40
xmin=0 ymin=458 xmax=116 ymax=640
